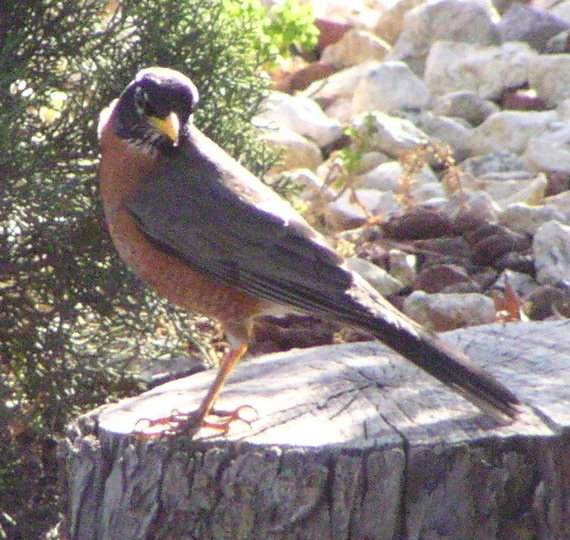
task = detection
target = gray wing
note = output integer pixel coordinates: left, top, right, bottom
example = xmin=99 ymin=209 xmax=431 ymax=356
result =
xmin=126 ymin=143 xmax=357 ymax=319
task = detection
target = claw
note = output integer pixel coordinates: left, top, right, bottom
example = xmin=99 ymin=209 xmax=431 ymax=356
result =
xmin=132 ymin=404 xmax=258 ymax=438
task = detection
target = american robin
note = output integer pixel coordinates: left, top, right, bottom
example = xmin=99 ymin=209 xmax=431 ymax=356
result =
xmin=98 ymin=67 xmax=521 ymax=434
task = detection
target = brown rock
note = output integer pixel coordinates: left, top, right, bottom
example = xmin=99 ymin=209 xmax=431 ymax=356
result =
xmin=286 ymin=61 xmax=338 ymax=93
xmin=545 ymin=172 xmax=570 ymax=197
xmin=413 ymin=264 xmax=477 ymax=293
xmin=524 ymin=285 xmax=568 ymax=320
xmin=315 ymin=18 xmax=352 ymax=53
xmin=382 ymin=208 xmax=454 ymax=240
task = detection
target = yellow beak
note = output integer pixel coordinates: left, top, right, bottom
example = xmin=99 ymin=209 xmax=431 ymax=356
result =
xmin=148 ymin=111 xmax=180 ymax=146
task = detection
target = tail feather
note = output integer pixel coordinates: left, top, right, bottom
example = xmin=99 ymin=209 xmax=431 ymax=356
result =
xmin=339 ymin=282 xmax=521 ymax=422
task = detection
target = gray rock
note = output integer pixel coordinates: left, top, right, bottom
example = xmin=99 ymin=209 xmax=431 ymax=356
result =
xmin=346 ymin=257 xmax=404 ymax=296
xmin=389 ymin=0 xmax=499 ymax=73
xmin=528 ymin=54 xmax=570 ymax=106
xmin=533 ymin=221 xmax=570 ymax=285
xmin=322 ymin=28 xmax=391 ymax=68
xmin=470 ymin=110 xmax=559 ymax=155
xmin=374 ymin=0 xmax=423 ymax=45
xmin=525 ymin=123 xmax=570 ymax=173
xmin=544 ymin=190 xmax=570 ymax=224
xmin=499 ymin=202 xmax=565 ymax=235
xmin=403 ymin=290 xmax=497 ymax=330
xmin=425 ymin=41 xmax=537 ymax=99
xmin=497 ymin=4 xmax=569 ymax=52
xmin=352 ymin=61 xmax=432 ymax=114
xmin=260 ymin=127 xmax=323 ymax=173
xmin=355 ymin=160 xmax=437 ymax=192
xmin=460 ymin=152 xmax=532 ymax=177
xmin=431 ymin=91 xmax=499 ymax=126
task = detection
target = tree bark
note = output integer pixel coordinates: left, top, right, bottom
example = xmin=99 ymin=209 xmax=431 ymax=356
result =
xmin=58 ymin=320 xmax=570 ymax=540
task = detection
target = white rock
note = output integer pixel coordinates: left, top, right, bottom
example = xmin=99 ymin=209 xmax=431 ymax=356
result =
xmin=389 ymin=0 xmax=499 ymax=72
xmin=388 ymin=249 xmax=418 ymax=287
xmin=355 ymin=160 xmax=437 ymax=191
xmin=260 ymin=127 xmax=322 ymax=173
xmin=351 ymin=110 xmax=430 ymax=158
xmin=374 ymin=0 xmax=423 ymax=44
xmin=494 ymin=270 xmax=538 ymax=298
xmin=533 ymin=221 xmax=570 ymax=285
xmin=411 ymin=182 xmax=447 ymax=204
xmin=442 ymin=190 xmax=500 ymax=223
xmin=255 ymin=92 xmax=343 ymax=148
xmin=302 ymin=61 xmax=382 ymax=103
xmin=323 ymin=97 xmax=354 ymax=124
xmin=281 ymin=169 xmax=335 ymax=202
xmin=403 ymin=290 xmax=497 ymax=330
xmin=325 ymin=188 xmax=401 ymax=230
xmin=544 ymin=190 xmax=570 ymax=224
xmin=461 ymin=174 xmax=548 ymax=210
xmin=425 ymin=41 xmax=537 ymax=99
xmin=499 ymin=202 xmax=565 ymax=235
xmin=431 ymin=91 xmax=499 ymax=125
xmin=346 ymin=257 xmax=404 ymax=296
xmin=470 ymin=110 xmax=559 ymax=155
xmin=322 ymin=28 xmax=390 ymax=69
xmin=528 ymin=55 xmax=570 ymax=106
xmin=525 ymin=123 xmax=570 ymax=173
xmin=352 ymin=61 xmax=432 ymax=114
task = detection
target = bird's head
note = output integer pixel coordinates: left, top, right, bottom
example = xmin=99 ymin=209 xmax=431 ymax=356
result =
xmin=112 ymin=67 xmax=199 ymax=155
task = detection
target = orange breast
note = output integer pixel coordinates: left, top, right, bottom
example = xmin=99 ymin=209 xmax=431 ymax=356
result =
xmin=98 ymin=116 xmax=262 ymax=325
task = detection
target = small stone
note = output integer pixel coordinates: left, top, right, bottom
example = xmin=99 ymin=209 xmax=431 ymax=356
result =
xmin=525 ymin=123 xmax=570 ymax=173
xmin=524 ymin=285 xmax=568 ymax=320
xmin=355 ymin=160 xmax=437 ymax=192
xmin=533 ymin=221 xmax=570 ymax=285
xmin=497 ymin=4 xmax=569 ymax=52
xmin=460 ymin=152 xmax=531 ymax=178
xmin=544 ymin=190 xmax=570 ymax=224
xmin=286 ymin=61 xmax=338 ymax=93
xmin=470 ymin=110 xmax=559 ymax=155
xmin=350 ymin=110 xmax=430 ymax=158
xmin=413 ymin=264 xmax=477 ymax=293
xmin=383 ymin=207 xmax=454 ymax=240
xmin=494 ymin=252 xmax=536 ymax=276
xmin=545 ymin=172 xmax=570 ymax=197
xmin=529 ymin=54 xmax=570 ymax=107
xmin=346 ymin=257 xmax=404 ymax=296
xmin=314 ymin=18 xmax=352 ymax=53
xmin=374 ymin=0 xmax=423 ymax=44
xmin=425 ymin=41 xmax=537 ymax=100
xmin=389 ymin=0 xmax=499 ymax=72
xmin=387 ymin=249 xmax=417 ymax=287
xmin=470 ymin=227 xmax=531 ymax=267
xmin=494 ymin=269 xmax=537 ymax=297
xmin=352 ymin=61 xmax=431 ymax=115
xmin=448 ymin=191 xmax=500 ymax=234
xmin=282 ymin=169 xmax=335 ymax=202
xmin=322 ymin=28 xmax=390 ymax=69
xmin=261 ymin=127 xmax=322 ymax=173
xmin=499 ymin=202 xmax=565 ymax=235
xmin=431 ymin=91 xmax=499 ymax=126
xmin=403 ymin=290 xmax=496 ymax=331
xmin=256 ymin=92 xmax=343 ymax=148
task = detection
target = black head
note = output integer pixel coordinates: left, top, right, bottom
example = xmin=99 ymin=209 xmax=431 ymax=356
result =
xmin=113 ymin=67 xmax=199 ymax=154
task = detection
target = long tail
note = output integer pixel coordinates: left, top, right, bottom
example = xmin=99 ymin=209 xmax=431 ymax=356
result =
xmin=339 ymin=280 xmax=521 ymax=422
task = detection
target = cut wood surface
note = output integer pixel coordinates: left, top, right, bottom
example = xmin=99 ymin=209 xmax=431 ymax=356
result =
xmin=59 ymin=320 xmax=570 ymax=540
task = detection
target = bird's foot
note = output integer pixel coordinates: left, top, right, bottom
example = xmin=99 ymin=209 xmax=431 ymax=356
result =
xmin=133 ymin=405 xmax=258 ymax=438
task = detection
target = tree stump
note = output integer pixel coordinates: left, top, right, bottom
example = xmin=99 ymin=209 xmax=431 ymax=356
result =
xmin=58 ymin=320 xmax=570 ymax=540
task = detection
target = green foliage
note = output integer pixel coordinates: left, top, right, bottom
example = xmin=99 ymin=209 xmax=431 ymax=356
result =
xmin=0 ymin=0 xmax=287 ymax=536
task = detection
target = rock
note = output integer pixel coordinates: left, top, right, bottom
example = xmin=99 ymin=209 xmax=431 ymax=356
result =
xmin=285 ymin=61 xmax=338 ymax=93
xmin=425 ymin=41 xmax=536 ymax=100
xmin=534 ymin=0 xmax=570 ymax=26
xmin=389 ymin=0 xmax=499 ymax=73
xmin=138 ymin=355 xmax=207 ymax=388
xmin=545 ymin=29 xmax=570 ymax=53
xmin=260 ymin=127 xmax=322 ymax=173
xmin=413 ymin=264 xmax=478 ymax=294
xmin=470 ymin=110 xmax=559 ymax=155
xmin=383 ymin=207 xmax=454 ymax=240
xmin=322 ymin=28 xmax=390 ymax=68
xmin=525 ymin=123 xmax=570 ymax=173
xmin=350 ymin=110 xmax=430 ymax=158
xmin=494 ymin=269 xmax=538 ymax=297
xmin=302 ymin=61 xmax=381 ymax=105
xmin=431 ymin=91 xmax=499 ymax=126
xmin=255 ymin=92 xmax=343 ymax=148
xmin=529 ymin=54 xmax=570 ymax=106
xmin=499 ymin=202 xmax=566 ymax=235
xmin=497 ymin=4 xmax=569 ymax=52
xmin=282 ymin=169 xmax=335 ymax=202
xmin=399 ymin=111 xmax=473 ymax=162
xmin=324 ymin=188 xmax=401 ymax=230
xmin=544 ymin=190 xmax=570 ymax=224
xmin=533 ymin=220 xmax=570 ymax=285
xmin=447 ymin=191 xmax=501 ymax=233
xmin=374 ymin=0 xmax=423 ymax=44
xmin=411 ymin=182 xmax=447 ymax=204
xmin=545 ymin=172 xmax=570 ymax=196
xmin=355 ymin=160 xmax=437 ymax=192
xmin=403 ymin=290 xmax=496 ymax=330
xmin=494 ymin=252 xmax=536 ymax=275
xmin=467 ymin=224 xmax=531 ymax=266
xmin=387 ymin=249 xmax=417 ymax=287
xmin=314 ymin=18 xmax=352 ymax=53
xmin=500 ymin=89 xmax=548 ymax=111
xmin=352 ymin=61 xmax=431 ymax=114
xmin=524 ymin=285 xmax=569 ymax=320
xmin=459 ymin=152 xmax=532 ymax=178
xmin=346 ymin=257 xmax=404 ymax=296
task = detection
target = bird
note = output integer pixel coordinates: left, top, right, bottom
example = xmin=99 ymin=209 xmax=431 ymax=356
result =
xmin=98 ymin=67 xmax=521 ymax=435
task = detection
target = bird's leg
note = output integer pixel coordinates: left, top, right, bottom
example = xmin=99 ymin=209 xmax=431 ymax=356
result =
xmin=135 ymin=320 xmax=255 ymax=437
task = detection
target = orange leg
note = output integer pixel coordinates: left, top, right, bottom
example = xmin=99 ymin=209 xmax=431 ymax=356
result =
xmin=135 ymin=341 xmax=256 ymax=437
